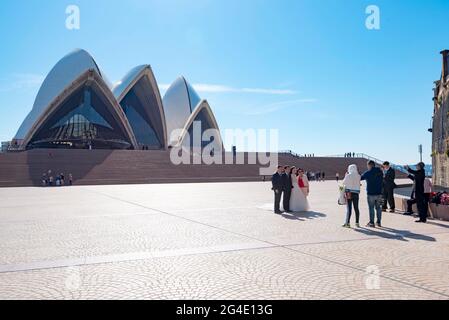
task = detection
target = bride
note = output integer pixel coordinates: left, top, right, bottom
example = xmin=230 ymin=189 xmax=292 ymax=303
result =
xmin=289 ymin=167 xmax=310 ymax=212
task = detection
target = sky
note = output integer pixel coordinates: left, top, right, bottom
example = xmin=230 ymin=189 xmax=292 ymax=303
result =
xmin=0 ymin=0 xmax=448 ymax=164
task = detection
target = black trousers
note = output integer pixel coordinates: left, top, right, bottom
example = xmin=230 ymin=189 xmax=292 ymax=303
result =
xmin=407 ymin=198 xmax=416 ymax=213
xmin=407 ymin=193 xmax=430 ymax=215
xmin=415 ymin=193 xmax=428 ymax=222
xmin=274 ymin=189 xmax=283 ymax=212
xmin=383 ymin=187 xmax=395 ymax=209
xmin=283 ymin=189 xmax=292 ymax=211
xmin=346 ymin=192 xmax=360 ymax=224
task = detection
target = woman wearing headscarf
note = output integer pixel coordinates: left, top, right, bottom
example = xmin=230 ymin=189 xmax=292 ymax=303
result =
xmin=342 ymin=164 xmax=361 ymax=228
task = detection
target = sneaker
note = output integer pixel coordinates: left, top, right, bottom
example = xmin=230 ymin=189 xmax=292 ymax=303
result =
xmin=376 ymin=222 xmax=382 ymax=227
xmin=403 ymin=212 xmax=413 ymax=216
xmin=366 ymin=223 xmax=375 ymax=228
xmin=389 ymin=209 xmax=395 ymax=213
xmin=415 ymin=219 xmax=426 ymax=223
xmin=342 ymin=223 xmax=351 ymax=228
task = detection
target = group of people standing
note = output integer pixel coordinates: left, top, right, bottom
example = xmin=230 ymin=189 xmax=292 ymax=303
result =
xmin=342 ymin=160 xmax=430 ymax=228
xmin=344 ymin=152 xmax=356 ymax=158
xmin=307 ymin=171 xmax=325 ymax=182
xmin=271 ymin=166 xmax=310 ymax=214
xmin=42 ymin=170 xmax=73 ymax=187
xmin=268 ymin=159 xmax=431 ymax=226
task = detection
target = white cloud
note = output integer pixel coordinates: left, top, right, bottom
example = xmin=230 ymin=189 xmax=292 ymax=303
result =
xmin=159 ymin=83 xmax=297 ymax=95
xmin=0 ymin=73 xmax=45 ymax=92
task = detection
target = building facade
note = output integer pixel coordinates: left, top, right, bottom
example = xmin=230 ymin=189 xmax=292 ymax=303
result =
xmin=11 ymin=49 xmax=223 ymax=152
xmin=432 ymin=50 xmax=449 ymax=187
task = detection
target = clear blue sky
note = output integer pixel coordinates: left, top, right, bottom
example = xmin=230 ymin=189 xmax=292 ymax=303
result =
xmin=0 ymin=0 xmax=448 ymax=164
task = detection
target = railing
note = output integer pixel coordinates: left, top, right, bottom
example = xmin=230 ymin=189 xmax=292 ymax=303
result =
xmin=325 ymin=153 xmax=410 ymax=174
xmin=279 ymin=150 xmax=327 ymax=158
xmin=281 ymin=151 xmax=410 ymax=174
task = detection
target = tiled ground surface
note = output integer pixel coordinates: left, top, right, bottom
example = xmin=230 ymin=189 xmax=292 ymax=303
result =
xmin=0 ymin=180 xmax=448 ymax=300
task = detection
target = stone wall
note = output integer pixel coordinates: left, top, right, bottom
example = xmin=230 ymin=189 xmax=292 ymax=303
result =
xmin=432 ymin=50 xmax=449 ymax=188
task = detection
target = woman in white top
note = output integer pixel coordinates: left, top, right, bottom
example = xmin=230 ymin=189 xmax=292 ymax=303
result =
xmin=342 ymin=164 xmax=361 ymax=228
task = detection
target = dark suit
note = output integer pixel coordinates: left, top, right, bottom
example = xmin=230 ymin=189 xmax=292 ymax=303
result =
xmin=382 ymin=167 xmax=396 ymax=210
xmin=282 ymin=173 xmax=293 ymax=212
xmin=272 ymin=173 xmax=283 ymax=213
xmin=407 ymin=167 xmax=427 ymax=222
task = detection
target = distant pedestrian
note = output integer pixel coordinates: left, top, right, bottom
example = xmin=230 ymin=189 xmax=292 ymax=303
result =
xmin=322 ymin=172 xmax=326 ymax=181
xmin=41 ymin=173 xmax=48 ymax=187
xmin=68 ymin=173 xmax=73 ymax=186
xmin=336 ymin=172 xmax=340 ymax=183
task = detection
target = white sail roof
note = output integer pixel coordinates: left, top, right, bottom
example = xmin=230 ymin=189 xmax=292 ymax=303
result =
xmin=14 ymin=49 xmax=104 ymax=140
xmin=162 ymin=76 xmax=201 ymax=145
xmin=112 ymin=65 xmax=147 ymax=100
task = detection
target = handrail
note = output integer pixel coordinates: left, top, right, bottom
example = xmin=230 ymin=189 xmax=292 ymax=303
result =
xmin=281 ymin=151 xmax=410 ymax=174
xmin=326 ymin=153 xmax=410 ymax=174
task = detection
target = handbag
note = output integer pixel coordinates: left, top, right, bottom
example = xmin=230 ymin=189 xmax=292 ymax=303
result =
xmin=338 ymin=187 xmax=347 ymax=205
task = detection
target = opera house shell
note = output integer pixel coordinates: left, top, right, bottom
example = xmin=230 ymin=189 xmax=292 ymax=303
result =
xmin=12 ymin=49 xmax=223 ymax=152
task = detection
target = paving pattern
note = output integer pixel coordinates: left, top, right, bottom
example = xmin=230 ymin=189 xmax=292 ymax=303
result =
xmin=0 ymin=180 xmax=448 ymax=300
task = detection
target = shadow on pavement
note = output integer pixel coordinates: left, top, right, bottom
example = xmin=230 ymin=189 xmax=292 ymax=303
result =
xmin=354 ymin=226 xmax=436 ymax=242
xmin=282 ymin=211 xmax=326 ymax=221
xmin=427 ymin=221 xmax=449 ymax=229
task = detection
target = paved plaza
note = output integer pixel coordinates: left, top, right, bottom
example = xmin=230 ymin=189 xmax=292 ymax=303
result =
xmin=0 ymin=180 xmax=449 ymax=300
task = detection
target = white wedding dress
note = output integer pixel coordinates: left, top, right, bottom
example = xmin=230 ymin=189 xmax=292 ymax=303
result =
xmin=289 ymin=175 xmax=310 ymax=212
xmin=259 ymin=174 xmax=310 ymax=213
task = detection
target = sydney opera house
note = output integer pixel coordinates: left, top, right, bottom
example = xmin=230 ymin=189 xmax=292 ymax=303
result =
xmin=10 ymin=49 xmax=223 ymax=152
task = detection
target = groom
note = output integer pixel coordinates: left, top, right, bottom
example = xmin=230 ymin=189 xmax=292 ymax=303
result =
xmin=271 ymin=165 xmax=292 ymax=214
xmin=282 ymin=166 xmax=293 ymax=213
xmin=272 ymin=166 xmax=284 ymax=214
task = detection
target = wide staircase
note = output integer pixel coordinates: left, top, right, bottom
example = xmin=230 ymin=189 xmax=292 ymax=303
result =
xmin=0 ymin=149 xmax=407 ymax=187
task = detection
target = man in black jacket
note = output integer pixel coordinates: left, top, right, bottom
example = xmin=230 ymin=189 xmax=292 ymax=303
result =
xmin=282 ymin=166 xmax=293 ymax=213
xmin=382 ymin=161 xmax=396 ymax=212
xmin=272 ymin=166 xmax=285 ymax=214
xmin=405 ymin=162 xmax=427 ymax=223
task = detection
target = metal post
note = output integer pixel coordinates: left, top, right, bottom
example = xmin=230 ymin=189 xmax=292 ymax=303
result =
xmin=419 ymin=144 xmax=423 ymax=162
